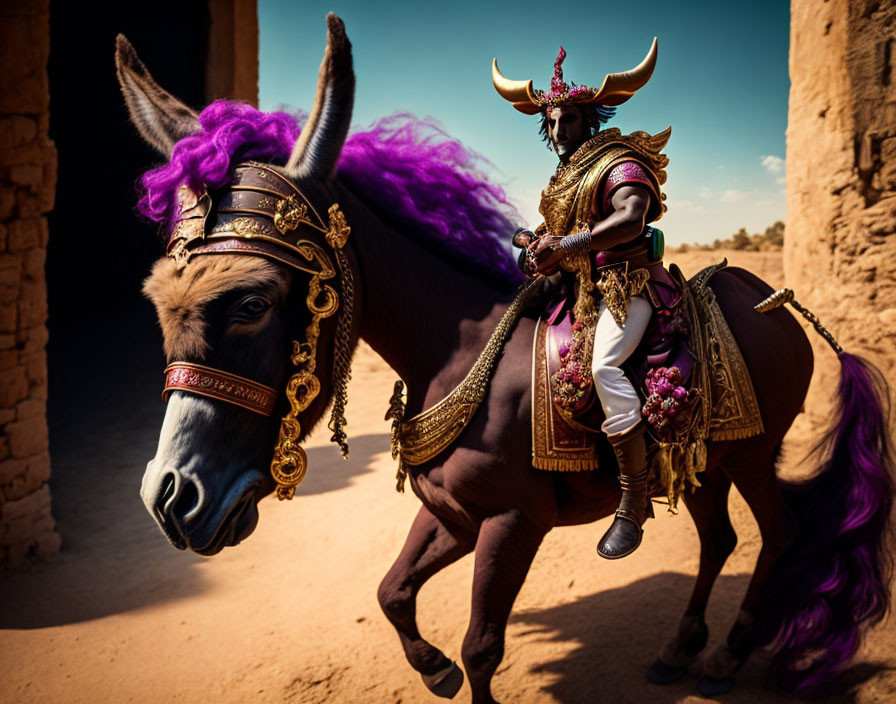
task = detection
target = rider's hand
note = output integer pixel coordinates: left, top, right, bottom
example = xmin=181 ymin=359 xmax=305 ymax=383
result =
xmin=512 ymin=227 xmax=534 ymax=249
xmin=527 ymin=235 xmax=564 ymax=276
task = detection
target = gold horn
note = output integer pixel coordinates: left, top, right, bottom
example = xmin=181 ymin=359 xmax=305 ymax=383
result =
xmin=491 ymin=58 xmax=541 ymax=115
xmin=590 ymin=37 xmax=658 ymax=107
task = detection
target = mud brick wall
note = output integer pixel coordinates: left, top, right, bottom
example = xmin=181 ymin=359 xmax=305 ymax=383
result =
xmin=206 ymin=0 xmax=259 ymax=105
xmin=786 ymin=0 xmax=896 ymax=433
xmin=0 ymin=0 xmax=60 ymax=567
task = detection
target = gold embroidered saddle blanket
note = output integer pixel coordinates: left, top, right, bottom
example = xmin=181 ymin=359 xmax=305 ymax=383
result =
xmin=532 ymin=262 xmax=764 ymax=483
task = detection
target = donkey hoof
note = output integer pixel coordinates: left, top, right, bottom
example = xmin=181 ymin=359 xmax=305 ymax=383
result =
xmin=647 ymin=658 xmax=688 ymax=685
xmin=697 ymin=675 xmax=734 ymax=697
xmin=421 ymin=661 xmax=464 ymax=699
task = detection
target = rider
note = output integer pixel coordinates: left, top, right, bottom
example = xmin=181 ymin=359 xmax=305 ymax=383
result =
xmin=493 ymin=42 xmax=673 ymax=559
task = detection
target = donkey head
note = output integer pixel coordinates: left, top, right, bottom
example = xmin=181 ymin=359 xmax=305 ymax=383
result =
xmin=117 ymin=15 xmax=356 ymax=555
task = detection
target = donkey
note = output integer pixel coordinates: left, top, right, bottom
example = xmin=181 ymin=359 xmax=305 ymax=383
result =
xmin=118 ymin=15 xmax=894 ymax=704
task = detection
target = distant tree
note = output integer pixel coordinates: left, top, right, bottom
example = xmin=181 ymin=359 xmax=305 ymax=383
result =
xmin=681 ymin=221 xmax=784 ymax=251
xmin=731 ymin=228 xmax=751 ymax=250
xmin=763 ymin=220 xmax=785 ymax=248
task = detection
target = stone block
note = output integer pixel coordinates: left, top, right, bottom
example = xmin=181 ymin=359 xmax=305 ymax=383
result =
xmin=15 ymin=397 xmax=43 ymax=420
xmin=0 ymin=437 xmax=7 ymax=460
xmin=0 ymin=222 xmax=6 ymax=251
xmin=5 ymin=414 xmax=48 ymax=458
xmin=27 ymin=450 xmax=49 ymax=482
xmin=37 ymin=217 xmax=48 ymax=247
xmin=1 ymin=516 xmax=30 ymax=546
xmin=17 ymin=278 xmax=47 ymax=328
xmin=7 ymin=219 xmax=39 ymax=251
xmin=0 ymin=347 xmax=16 ymax=369
xmin=15 ymin=193 xmax=40 ymax=218
xmin=24 ymin=354 xmax=45 ymax=385
xmin=22 ymin=323 xmax=48 ymax=353
xmin=0 ymin=366 xmax=27 ymax=406
xmin=28 ymin=512 xmax=54 ymax=537
xmin=0 ymin=334 xmax=13 ymax=349
xmin=0 ymin=1 xmax=50 ymax=18
xmin=0 ymin=482 xmax=50 ymax=522
xmin=0 ymin=301 xmax=16 ymax=332
xmin=1 ymin=467 xmax=43 ymax=502
xmin=22 ymin=247 xmax=45 ymax=281
xmin=0 ymin=116 xmax=37 ymax=151
xmin=0 ymin=457 xmax=26 ymax=486
xmin=0 ymin=253 xmax=21 ymax=303
xmin=879 ymin=137 xmax=896 ymax=191
xmin=0 ymin=141 xmax=49 ymax=168
xmin=0 ymin=407 xmax=14 ymax=424
xmin=8 ymin=164 xmax=42 ymax=188
xmin=0 ymin=16 xmax=50 ymax=114
xmin=0 ymin=189 xmax=14 ymax=220
xmin=42 ymin=145 xmax=57 ymax=195
xmin=878 ymin=308 xmax=896 ymax=327
xmin=27 ymin=376 xmax=46 ymax=399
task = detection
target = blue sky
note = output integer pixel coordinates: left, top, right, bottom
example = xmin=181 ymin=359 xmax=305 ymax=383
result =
xmin=259 ymin=1 xmax=789 ymax=244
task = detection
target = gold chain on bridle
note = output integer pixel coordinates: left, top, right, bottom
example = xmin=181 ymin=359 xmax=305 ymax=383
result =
xmin=270 ymin=203 xmax=354 ymax=500
xmin=163 ymin=163 xmax=357 ymax=502
xmin=326 ymin=208 xmax=355 ymax=458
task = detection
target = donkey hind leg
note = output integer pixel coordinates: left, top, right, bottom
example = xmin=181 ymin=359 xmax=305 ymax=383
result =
xmin=378 ymin=506 xmax=476 ymax=699
xmin=698 ymin=446 xmax=798 ymax=697
xmin=462 ymin=512 xmax=546 ymax=704
xmin=648 ymin=466 xmax=737 ymax=685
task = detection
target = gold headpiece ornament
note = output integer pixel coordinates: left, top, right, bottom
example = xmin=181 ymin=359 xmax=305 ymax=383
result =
xmin=165 ymin=162 xmax=355 ymax=501
xmin=492 ymin=38 xmax=658 ymax=115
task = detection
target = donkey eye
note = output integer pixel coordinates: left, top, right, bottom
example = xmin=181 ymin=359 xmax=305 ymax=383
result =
xmin=239 ymin=296 xmax=270 ymax=318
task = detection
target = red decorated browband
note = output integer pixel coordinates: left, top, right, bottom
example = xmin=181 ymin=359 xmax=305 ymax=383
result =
xmin=163 ymin=362 xmax=278 ymax=416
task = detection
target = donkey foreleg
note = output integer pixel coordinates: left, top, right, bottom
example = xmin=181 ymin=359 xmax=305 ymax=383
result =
xmin=462 ymin=511 xmax=546 ymax=704
xmin=649 ymin=466 xmax=735 ymax=684
xmin=378 ymin=505 xmax=475 ymax=697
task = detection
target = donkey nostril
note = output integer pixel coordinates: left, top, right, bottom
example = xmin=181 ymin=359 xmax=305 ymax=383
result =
xmin=156 ymin=473 xmax=177 ymax=523
xmin=173 ymin=480 xmax=200 ymax=519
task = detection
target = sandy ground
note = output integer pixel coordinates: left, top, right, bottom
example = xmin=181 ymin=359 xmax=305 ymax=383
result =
xmin=1 ymin=250 xmax=894 ymax=704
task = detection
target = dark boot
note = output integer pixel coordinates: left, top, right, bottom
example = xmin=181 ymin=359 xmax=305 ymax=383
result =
xmin=597 ymin=423 xmax=653 ymax=559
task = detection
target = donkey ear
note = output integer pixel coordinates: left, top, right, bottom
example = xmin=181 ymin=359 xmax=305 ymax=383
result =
xmin=115 ymin=34 xmax=200 ymax=157
xmin=284 ymin=14 xmax=355 ymax=181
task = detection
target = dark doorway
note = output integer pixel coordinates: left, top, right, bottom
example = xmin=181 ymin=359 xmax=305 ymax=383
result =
xmin=46 ymin=3 xmax=209 ymax=554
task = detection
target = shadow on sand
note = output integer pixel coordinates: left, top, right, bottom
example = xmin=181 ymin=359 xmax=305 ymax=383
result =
xmin=299 ymin=432 xmax=390 ymax=496
xmin=0 ymin=308 xmax=383 ymax=629
xmin=1 ymin=306 xmax=204 ymax=629
xmin=510 ymin=571 xmax=889 ymax=703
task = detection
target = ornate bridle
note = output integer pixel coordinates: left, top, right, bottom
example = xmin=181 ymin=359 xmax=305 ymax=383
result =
xmin=162 ymin=161 xmax=355 ymax=500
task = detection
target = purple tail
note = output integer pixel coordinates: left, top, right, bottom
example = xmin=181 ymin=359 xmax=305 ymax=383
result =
xmin=756 ymin=352 xmax=894 ymax=691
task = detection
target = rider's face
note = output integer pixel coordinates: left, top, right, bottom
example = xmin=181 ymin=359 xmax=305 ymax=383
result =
xmin=548 ymin=106 xmax=588 ymax=161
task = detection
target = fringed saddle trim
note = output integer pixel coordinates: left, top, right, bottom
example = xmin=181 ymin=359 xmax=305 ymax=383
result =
xmin=648 ymin=261 xmax=764 ymax=511
xmin=533 ymin=456 xmax=604 ymax=472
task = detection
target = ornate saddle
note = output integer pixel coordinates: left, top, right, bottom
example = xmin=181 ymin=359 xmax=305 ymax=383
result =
xmin=532 ymin=261 xmax=764 ymax=510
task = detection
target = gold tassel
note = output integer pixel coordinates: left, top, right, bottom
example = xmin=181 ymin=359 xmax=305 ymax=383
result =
xmin=673 ymin=445 xmax=687 ymax=511
xmin=657 ymin=443 xmax=677 ymax=514
xmin=688 ymin=438 xmax=706 ymax=492
xmin=385 ymin=380 xmax=407 ymax=494
xmin=395 ymin=458 xmax=407 ymax=494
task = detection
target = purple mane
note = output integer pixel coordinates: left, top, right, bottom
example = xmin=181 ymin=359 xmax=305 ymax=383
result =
xmin=137 ymin=101 xmax=524 ymax=286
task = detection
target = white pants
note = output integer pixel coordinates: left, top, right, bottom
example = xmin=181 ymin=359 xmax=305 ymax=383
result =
xmin=591 ymin=295 xmax=652 ymax=437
